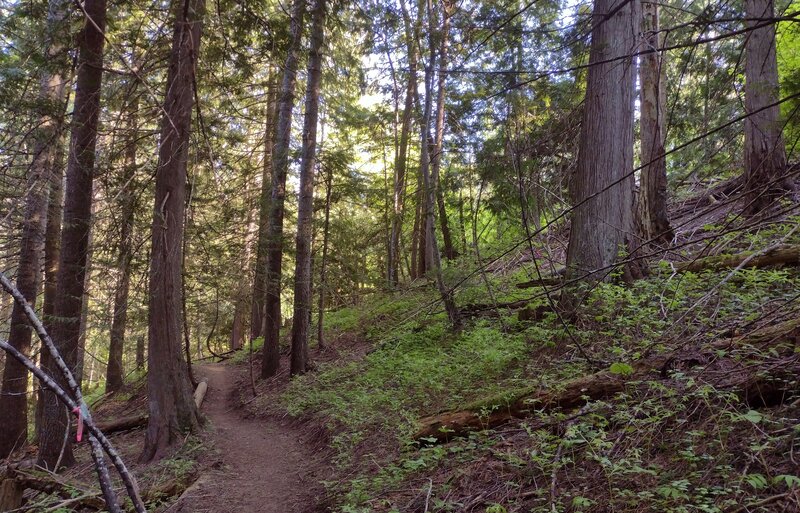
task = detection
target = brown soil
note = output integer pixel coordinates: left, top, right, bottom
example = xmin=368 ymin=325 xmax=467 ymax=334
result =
xmin=171 ymin=363 xmax=325 ymax=513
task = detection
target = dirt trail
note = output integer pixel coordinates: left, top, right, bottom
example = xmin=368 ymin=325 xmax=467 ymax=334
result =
xmin=172 ymin=363 xmax=321 ymax=513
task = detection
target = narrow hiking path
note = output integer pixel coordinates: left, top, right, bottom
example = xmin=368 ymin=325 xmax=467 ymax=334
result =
xmin=172 ymin=363 xmax=322 ymax=513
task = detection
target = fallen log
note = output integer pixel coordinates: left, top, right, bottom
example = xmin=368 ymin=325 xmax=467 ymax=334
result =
xmin=673 ymin=244 xmax=800 ymax=273
xmin=95 ymin=413 xmax=149 ymax=434
xmin=515 ymin=276 xmax=564 ymax=289
xmin=194 ymin=378 xmax=209 ymax=408
xmin=80 ymin=379 xmax=210 ymax=436
xmin=414 ymin=358 xmax=665 ymax=443
xmin=415 ymin=318 xmax=800 ymax=443
xmin=1 ymin=466 xmax=105 ymax=511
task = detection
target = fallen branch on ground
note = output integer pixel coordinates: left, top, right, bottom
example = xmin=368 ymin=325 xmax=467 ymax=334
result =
xmin=75 ymin=379 xmax=209 ymax=436
xmin=415 ymin=317 xmax=800 ymax=443
xmin=672 ymin=244 xmax=800 ymax=273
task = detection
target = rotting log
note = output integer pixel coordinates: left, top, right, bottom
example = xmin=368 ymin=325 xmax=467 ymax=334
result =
xmin=0 ymin=464 xmax=204 ymax=512
xmin=416 ymin=317 xmax=800 ymax=443
xmin=673 ymin=244 xmax=800 ymax=273
xmin=712 ymin=317 xmax=800 ymax=348
xmin=0 ymin=477 xmax=23 ymax=511
xmin=414 ymin=359 xmax=664 ymax=442
xmin=515 ymin=276 xmax=564 ymax=289
xmin=96 ymin=413 xmax=148 ymax=434
xmin=1 ymin=466 xmax=105 ymax=511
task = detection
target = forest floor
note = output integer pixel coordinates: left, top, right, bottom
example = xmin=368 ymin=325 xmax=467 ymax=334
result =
xmin=169 ymin=362 xmax=325 ymax=513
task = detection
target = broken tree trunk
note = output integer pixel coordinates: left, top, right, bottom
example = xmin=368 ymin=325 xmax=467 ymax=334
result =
xmin=673 ymin=244 xmax=800 ymax=273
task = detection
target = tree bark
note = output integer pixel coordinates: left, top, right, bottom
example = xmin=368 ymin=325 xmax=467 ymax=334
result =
xmin=106 ymin=99 xmax=138 ymax=394
xmin=231 ymin=199 xmax=257 ymax=351
xmin=250 ymin=68 xmax=278 ymax=340
xmin=261 ymin=0 xmax=306 ymax=379
xmin=317 ymin=162 xmax=333 ymax=350
xmin=36 ymin=137 xmax=65 ymax=437
xmin=37 ymin=0 xmax=107 ymax=470
xmin=140 ymin=0 xmax=205 ymax=463
xmin=430 ymin=0 xmax=456 ymax=261
xmin=388 ymin=0 xmax=419 ymax=287
xmin=560 ymin=0 xmax=640 ymax=311
xmin=0 ymin=0 xmax=69 ymax=460
xmin=420 ymin=0 xmax=460 ymax=329
xmin=290 ymin=0 xmax=326 ymax=376
xmin=637 ymin=1 xmax=673 ymax=244
xmin=673 ymin=244 xmax=800 ymax=273
xmin=743 ymin=0 xmax=788 ymax=215
xmin=0 ymin=88 xmax=59 ymax=459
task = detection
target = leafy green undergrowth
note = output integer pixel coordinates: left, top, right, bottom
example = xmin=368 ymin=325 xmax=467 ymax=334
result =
xmin=272 ymin=234 xmax=800 ymax=512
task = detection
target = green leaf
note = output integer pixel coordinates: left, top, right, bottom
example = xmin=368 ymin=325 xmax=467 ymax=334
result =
xmin=609 ymin=362 xmax=634 ymax=376
xmin=741 ymin=410 xmax=763 ymax=424
xmin=745 ymin=473 xmax=769 ymax=489
xmin=774 ymin=474 xmax=800 ymax=488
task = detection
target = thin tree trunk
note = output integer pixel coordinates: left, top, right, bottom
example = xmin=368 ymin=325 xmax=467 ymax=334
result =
xmin=637 ymin=0 xmax=673 ymax=244
xmin=560 ymin=0 xmax=640 ymax=312
xmin=140 ymin=0 xmax=205 ymax=463
xmin=106 ymin=99 xmax=138 ymax=394
xmin=136 ymin=336 xmax=144 ymax=369
xmin=389 ymin=0 xmax=419 ymax=287
xmin=410 ymin=196 xmax=421 ymax=280
xmin=317 ymin=161 xmax=333 ymax=350
xmin=415 ymin=186 xmax=427 ymax=277
xmin=261 ymin=0 xmax=306 ymax=379
xmin=743 ymin=0 xmax=788 ymax=215
xmin=290 ymin=0 xmax=326 ymax=376
xmin=231 ymin=200 xmax=258 ymax=351
xmin=420 ymin=0 xmax=460 ymax=329
xmin=36 ymin=138 xmax=65 ymax=437
xmin=37 ymin=0 xmax=107 ymax=469
xmin=250 ymin=68 xmax=278 ymax=340
xmin=431 ymin=0 xmax=455 ymax=261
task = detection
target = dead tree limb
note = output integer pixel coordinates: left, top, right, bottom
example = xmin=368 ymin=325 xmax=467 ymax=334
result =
xmin=416 ymin=317 xmax=800 ymax=443
xmin=0 ymin=272 xmax=145 ymax=513
xmin=413 ymin=361 xmax=655 ymax=442
xmin=672 ymin=244 xmax=800 ymax=273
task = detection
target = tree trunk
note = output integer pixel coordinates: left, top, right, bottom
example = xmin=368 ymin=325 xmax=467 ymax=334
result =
xmin=261 ymin=0 xmax=306 ymax=379
xmin=290 ymin=0 xmax=326 ymax=376
xmin=250 ymin=68 xmax=278 ymax=340
xmin=140 ymin=0 xmax=205 ymax=463
xmin=317 ymin=162 xmax=333 ymax=350
xmin=36 ymin=0 xmax=106 ymax=470
xmin=388 ymin=0 xmax=419 ymax=287
xmin=743 ymin=0 xmax=788 ymax=215
xmin=410 ymin=196 xmax=421 ymax=280
xmin=106 ymin=100 xmax=138 ymax=394
xmin=36 ymin=137 xmax=65 ymax=438
xmin=2 ymin=0 xmax=69 ymax=459
xmin=560 ymin=0 xmax=640 ymax=311
xmin=231 ymin=201 xmax=257 ymax=351
xmin=136 ymin=336 xmax=144 ymax=370
xmin=637 ymin=0 xmax=673 ymax=244
xmin=420 ymin=0 xmax=460 ymax=329
xmin=430 ymin=0 xmax=456 ymax=261
xmin=0 ymin=72 xmax=64 ymax=459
